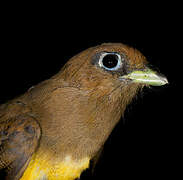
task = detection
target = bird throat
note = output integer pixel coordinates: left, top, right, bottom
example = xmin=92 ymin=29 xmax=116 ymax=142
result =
xmin=19 ymin=153 xmax=90 ymax=180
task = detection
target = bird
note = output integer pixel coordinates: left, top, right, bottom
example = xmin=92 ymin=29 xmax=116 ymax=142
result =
xmin=0 ymin=43 xmax=168 ymax=180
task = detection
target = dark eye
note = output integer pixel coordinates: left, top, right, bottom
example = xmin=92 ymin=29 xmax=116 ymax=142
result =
xmin=99 ymin=52 xmax=122 ymax=70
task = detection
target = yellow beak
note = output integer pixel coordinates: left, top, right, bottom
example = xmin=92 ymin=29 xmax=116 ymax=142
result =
xmin=120 ymin=69 xmax=168 ymax=86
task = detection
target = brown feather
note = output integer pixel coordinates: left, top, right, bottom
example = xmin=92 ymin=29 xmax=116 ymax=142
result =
xmin=0 ymin=43 xmax=151 ymax=179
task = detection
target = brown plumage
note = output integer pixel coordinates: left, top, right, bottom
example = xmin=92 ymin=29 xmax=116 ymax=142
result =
xmin=0 ymin=43 xmax=168 ymax=180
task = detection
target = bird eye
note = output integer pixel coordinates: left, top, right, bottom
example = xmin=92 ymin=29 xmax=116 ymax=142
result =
xmin=99 ymin=53 xmax=122 ymax=71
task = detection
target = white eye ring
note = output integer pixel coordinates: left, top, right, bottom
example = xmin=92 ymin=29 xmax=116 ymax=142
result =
xmin=98 ymin=52 xmax=122 ymax=71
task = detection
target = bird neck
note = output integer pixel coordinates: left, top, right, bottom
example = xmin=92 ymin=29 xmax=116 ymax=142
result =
xmin=24 ymin=78 xmax=140 ymax=161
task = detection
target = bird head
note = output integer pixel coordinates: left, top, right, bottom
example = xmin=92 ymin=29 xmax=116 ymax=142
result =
xmin=60 ymin=43 xmax=167 ymax=97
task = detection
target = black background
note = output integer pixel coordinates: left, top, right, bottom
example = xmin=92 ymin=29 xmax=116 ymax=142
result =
xmin=0 ymin=2 xmax=180 ymax=180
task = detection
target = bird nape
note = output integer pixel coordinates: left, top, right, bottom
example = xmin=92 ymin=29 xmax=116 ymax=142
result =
xmin=0 ymin=43 xmax=168 ymax=180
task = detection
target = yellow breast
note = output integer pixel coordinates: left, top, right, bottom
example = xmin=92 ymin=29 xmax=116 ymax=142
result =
xmin=20 ymin=154 xmax=90 ymax=180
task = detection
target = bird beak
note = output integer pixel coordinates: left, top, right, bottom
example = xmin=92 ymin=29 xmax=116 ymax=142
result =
xmin=120 ymin=68 xmax=168 ymax=86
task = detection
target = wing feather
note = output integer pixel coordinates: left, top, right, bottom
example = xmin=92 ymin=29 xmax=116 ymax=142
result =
xmin=0 ymin=101 xmax=41 ymax=180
